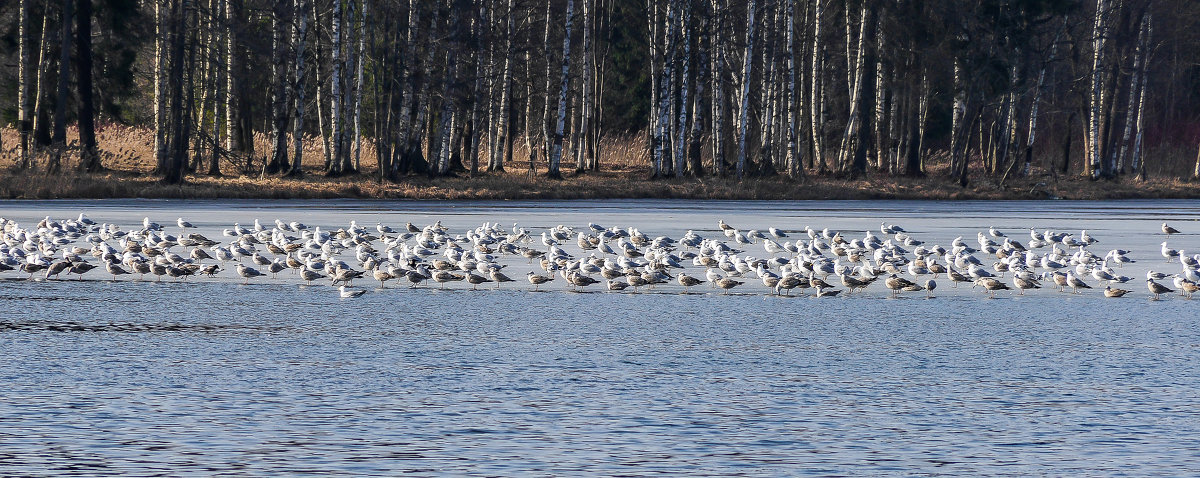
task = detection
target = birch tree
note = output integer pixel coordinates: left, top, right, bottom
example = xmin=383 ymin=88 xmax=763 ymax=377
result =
xmin=289 ymin=0 xmax=309 ymax=177
xmin=17 ymin=0 xmax=31 ymax=170
xmin=547 ymin=0 xmax=575 ymax=179
xmin=735 ymin=0 xmax=757 ymax=179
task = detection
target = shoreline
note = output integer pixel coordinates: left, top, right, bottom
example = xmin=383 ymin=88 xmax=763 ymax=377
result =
xmin=2 ymin=169 xmax=1199 ymax=201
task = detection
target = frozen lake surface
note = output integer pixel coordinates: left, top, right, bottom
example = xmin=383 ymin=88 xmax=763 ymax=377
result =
xmin=1 ymin=199 xmax=1199 ymax=475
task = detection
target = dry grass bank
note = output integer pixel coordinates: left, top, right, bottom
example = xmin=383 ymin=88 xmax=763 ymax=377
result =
xmin=0 ymin=126 xmax=1197 ymax=200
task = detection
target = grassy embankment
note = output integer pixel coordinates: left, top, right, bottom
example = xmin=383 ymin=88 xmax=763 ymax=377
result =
xmin=0 ymin=125 xmax=1197 ymax=200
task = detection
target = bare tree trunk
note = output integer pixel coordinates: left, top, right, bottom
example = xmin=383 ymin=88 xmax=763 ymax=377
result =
xmin=289 ymin=0 xmax=309 ymax=177
xmin=393 ymin=0 xmax=419 ymax=176
xmin=542 ymin=0 xmax=555 ymax=174
xmin=647 ymin=0 xmax=661 ymax=177
xmin=652 ymin=0 xmax=676 ymax=178
xmin=524 ymin=49 xmax=537 ymax=175
xmin=575 ymin=0 xmax=593 ymax=173
xmin=839 ymin=3 xmax=870 ymax=177
xmin=352 ymin=0 xmax=366 ymax=173
xmin=785 ymin=0 xmax=802 ymax=177
xmin=152 ymin=0 xmax=168 ymax=173
xmin=673 ymin=0 xmax=690 ymax=178
xmin=1117 ymin=12 xmax=1148 ymax=175
xmin=312 ymin=0 xmax=331 ymax=170
xmin=76 ymin=0 xmax=100 ymax=171
xmin=51 ymin=0 xmax=72 ymax=152
xmin=328 ymin=0 xmax=344 ymax=175
xmin=468 ymin=3 xmax=486 ymax=176
xmin=710 ymin=0 xmax=725 ymax=176
xmin=164 ymin=0 xmax=189 ymax=183
xmin=190 ymin=11 xmax=211 ymax=173
xmin=872 ymin=20 xmax=887 ymax=172
xmin=547 ymin=0 xmax=575 ymax=179
xmin=735 ymin=0 xmax=756 ymax=179
xmin=688 ymin=12 xmax=707 ymax=177
xmin=949 ymin=58 xmax=968 ymax=183
xmin=268 ymin=0 xmax=291 ymax=174
xmin=1087 ymin=0 xmax=1111 ymax=179
xmin=224 ymin=0 xmax=240 ymax=169
xmin=31 ymin=7 xmax=53 ymax=150
xmin=908 ymin=72 xmax=929 ymax=176
xmin=809 ymin=0 xmax=826 ymax=173
xmin=1134 ymin=14 xmax=1152 ymax=181
xmin=17 ymin=0 xmax=31 ymax=170
xmin=490 ymin=0 xmax=515 ymax=172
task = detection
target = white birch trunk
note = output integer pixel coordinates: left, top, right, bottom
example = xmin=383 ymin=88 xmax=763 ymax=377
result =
xmin=490 ymin=0 xmax=515 ymax=172
xmin=329 ymin=0 xmax=344 ymax=173
xmin=647 ymin=0 xmax=661 ymax=175
xmin=224 ymin=0 xmax=237 ymax=156
xmin=653 ymin=0 xmax=675 ymax=177
xmin=542 ymin=0 xmax=554 ymax=171
xmin=785 ymin=0 xmax=799 ymax=176
xmin=735 ymin=0 xmax=757 ymax=179
xmin=809 ymin=0 xmax=826 ymax=172
xmin=291 ymin=0 xmax=309 ymax=175
xmin=1134 ymin=17 xmax=1151 ymax=178
xmin=836 ymin=3 xmax=868 ymax=172
xmin=17 ymin=0 xmax=29 ymax=168
xmin=575 ymin=0 xmax=593 ymax=173
xmin=1087 ymin=0 xmax=1110 ymax=178
xmin=709 ymin=0 xmax=725 ymax=176
xmin=674 ymin=1 xmax=690 ymax=178
xmin=548 ymin=0 xmax=575 ymax=178
xmin=352 ymin=0 xmax=366 ymax=172
xmin=1117 ymin=13 xmax=1148 ymax=174
xmin=270 ymin=0 xmax=290 ymax=172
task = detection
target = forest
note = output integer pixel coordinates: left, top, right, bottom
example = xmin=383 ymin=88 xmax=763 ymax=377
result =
xmin=1 ymin=0 xmax=1200 ymax=196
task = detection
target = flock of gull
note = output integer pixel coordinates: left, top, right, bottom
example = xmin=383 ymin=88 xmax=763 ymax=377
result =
xmin=1 ymin=212 xmax=1198 ymax=301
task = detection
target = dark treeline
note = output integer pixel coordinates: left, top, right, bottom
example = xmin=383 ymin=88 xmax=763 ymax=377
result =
xmin=2 ymin=0 xmax=1200 ymax=186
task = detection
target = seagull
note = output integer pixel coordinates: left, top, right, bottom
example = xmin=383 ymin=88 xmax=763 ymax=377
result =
xmin=607 ymin=279 xmax=629 ymax=291
xmin=527 ymin=271 xmax=553 ymax=291
xmin=1147 ymin=278 xmax=1174 ymax=300
xmin=1162 ymin=242 xmax=1180 ymax=262
xmin=466 ymin=272 xmax=492 ymax=290
xmin=1103 ymin=286 xmax=1131 ymax=298
xmin=105 ymin=261 xmax=130 ymax=280
xmin=236 ymin=264 xmax=264 ymax=284
xmin=677 ymin=273 xmax=704 ymax=293
xmin=1163 ymin=223 xmax=1181 ymax=235
xmin=339 ymin=285 xmax=366 ymax=298
xmin=373 ymin=268 xmax=394 ymax=288
xmin=201 ymin=264 xmax=222 ymax=277
xmin=44 ymin=260 xmax=71 ymax=280
xmin=814 ymin=286 xmax=841 ymax=297
xmin=489 ymin=269 xmax=515 ymax=288
xmin=568 ymin=273 xmax=600 ymax=290
xmin=1065 ymin=272 xmax=1092 ymax=294
xmin=973 ymin=277 xmax=1011 ymax=297
xmin=433 ymin=271 xmax=463 ymax=289
xmin=1013 ymin=275 xmax=1041 ymax=295
xmin=1180 ymin=281 xmax=1200 ymax=299
xmin=885 ymin=274 xmax=917 ymax=298
xmin=177 ymin=218 xmax=195 ymax=229
xmin=989 ymin=226 xmax=1006 ymax=238
xmin=924 ymin=279 xmax=937 ymax=298
xmin=715 ymin=277 xmax=743 ymax=295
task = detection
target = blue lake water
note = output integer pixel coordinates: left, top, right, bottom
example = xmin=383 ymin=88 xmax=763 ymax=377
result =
xmin=1 ymin=199 xmax=1198 ymax=475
